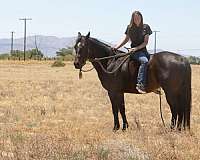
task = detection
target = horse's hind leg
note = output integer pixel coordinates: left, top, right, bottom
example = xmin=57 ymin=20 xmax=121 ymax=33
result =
xmin=177 ymin=104 xmax=184 ymax=131
xmin=167 ymin=89 xmax=188 ymax=131
xmin=163 ymin=89 xmax=178 ymax=129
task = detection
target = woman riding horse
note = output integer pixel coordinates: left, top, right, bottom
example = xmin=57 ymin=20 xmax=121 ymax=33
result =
xmin=74 ymin=12 xmax=191 ymax=131
xmin=113 ymin=11 xmax=152 ymax=93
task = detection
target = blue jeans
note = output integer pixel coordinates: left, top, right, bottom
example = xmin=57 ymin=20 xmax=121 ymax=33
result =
xmin=130 ymin=51 xmax=148 ymax=86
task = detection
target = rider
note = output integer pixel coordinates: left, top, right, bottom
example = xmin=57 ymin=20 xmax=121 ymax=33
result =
xmin=113 ymin=11 xmax=152 ymax=93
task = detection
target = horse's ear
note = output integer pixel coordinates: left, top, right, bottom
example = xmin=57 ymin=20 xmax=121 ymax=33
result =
xmin=86 ymin=32 xmax=90 ymax=39
xmin=78 ymin=32 xmax=81 ymax=38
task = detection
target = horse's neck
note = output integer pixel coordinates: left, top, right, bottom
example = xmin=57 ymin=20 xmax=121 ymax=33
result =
xmin=89 ymin=38 xmax=113 ymax=58
xmin=89 ymin=38 xmax=112 ymax=78
xmin=91 ymin=50 xmax=108 ymax=80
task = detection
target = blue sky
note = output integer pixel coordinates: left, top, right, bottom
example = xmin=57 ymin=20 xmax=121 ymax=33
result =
xmin=1 ymin=0 xmax=200 ymax=55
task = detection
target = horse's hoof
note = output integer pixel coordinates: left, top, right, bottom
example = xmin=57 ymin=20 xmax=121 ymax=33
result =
xmin=113 ymin=129 xmax=118 ymax=132
xmin=122 ymin=128 xmax=126 ymax=132
xmin=113 ymin=128 xmax=119 ymax=132
xmin=170 ymin=126 xmax=175 ymax=131
xmin=177 ymin=127 xmax=182 ymax=132
xmin=113 ymin=125 xmax=120 ymax=132
xmin=122 ymin=123 xmax=129 ymax=131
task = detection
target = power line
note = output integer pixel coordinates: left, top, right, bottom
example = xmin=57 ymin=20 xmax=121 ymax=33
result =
xmin=19 ymin=18 xmax=32 ymax=61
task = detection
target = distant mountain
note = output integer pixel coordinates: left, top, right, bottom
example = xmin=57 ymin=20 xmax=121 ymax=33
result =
xmin=0 ymin=35 xmax=76 ymax=57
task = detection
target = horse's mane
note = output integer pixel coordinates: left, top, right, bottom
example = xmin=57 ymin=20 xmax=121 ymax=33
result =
xmin=89 ymin=37 xmax=112 ymax=50
xmin=89 ymin=37 xmax=125 ymax=54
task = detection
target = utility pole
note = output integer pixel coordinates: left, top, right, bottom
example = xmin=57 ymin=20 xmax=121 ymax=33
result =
xmin=153 ymin=31 xmax=160 ymax=54
xmin=30 ymin=35 xmax=39 ymax=60
xmin=10 ymin=31 xmax=14 ymax=55
xmin=19 ymin=18 xmax=32 ymax=61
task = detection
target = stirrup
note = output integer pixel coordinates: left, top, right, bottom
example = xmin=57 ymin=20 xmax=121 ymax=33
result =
xmin=136 ymin=84 xmax=146 ymax=94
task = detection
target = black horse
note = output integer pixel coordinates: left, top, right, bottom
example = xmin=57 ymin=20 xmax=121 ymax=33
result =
xmin=74 ymin=32 xmax=191 ymax=131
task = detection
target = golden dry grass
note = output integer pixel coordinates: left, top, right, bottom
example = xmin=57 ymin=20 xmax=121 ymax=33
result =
xmin=0 ymin=60 xmax=199 ymax=160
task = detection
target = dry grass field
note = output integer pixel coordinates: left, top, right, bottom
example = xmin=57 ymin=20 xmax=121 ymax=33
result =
xmin=0 ymin=60 xmax=199 ymax=160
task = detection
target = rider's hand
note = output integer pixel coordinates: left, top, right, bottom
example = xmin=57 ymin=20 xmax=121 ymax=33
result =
xmin=128 ymin=47 xmax=137 ymax=53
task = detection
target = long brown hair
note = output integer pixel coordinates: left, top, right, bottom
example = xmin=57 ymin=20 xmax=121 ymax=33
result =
xmin=129 ymin=11 xmax=143 ymax=28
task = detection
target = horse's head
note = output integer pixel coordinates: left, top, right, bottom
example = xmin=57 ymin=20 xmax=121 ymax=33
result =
xmin=74 ymin=32 xmax=91 ymax=69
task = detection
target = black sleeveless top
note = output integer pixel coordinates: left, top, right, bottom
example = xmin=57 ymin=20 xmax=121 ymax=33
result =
xmin=125 ymin=24 xmax=152 ymax=52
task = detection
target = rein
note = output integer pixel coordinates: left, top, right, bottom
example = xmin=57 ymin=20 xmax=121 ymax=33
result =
xmin=93 ymin=51 xmax=131 ymax=61
xmin=79 ymin=51 xmax=132 ymax=79
xmin=95 ymin=55 xmax=130 ymax=74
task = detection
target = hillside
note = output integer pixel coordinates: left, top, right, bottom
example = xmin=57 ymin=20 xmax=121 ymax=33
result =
xmin=0 ymin=35 xmax=76 ymax=57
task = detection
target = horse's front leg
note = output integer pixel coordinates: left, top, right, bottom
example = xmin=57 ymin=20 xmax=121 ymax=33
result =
xmin=108 ymin=91 xmax=120 ymax=131
xmin=108 ymin=91 xmax=128 ymax=131
xmin=118 ymin=93 xmax=129 ymax=131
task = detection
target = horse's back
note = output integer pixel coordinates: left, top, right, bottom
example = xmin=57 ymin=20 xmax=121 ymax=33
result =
xmin=150 ymin=51 xmax=190 ymax=67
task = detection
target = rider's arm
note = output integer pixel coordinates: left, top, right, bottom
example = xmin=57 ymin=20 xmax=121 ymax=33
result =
xmin=114 ymin=35 xmax=130 ymax=49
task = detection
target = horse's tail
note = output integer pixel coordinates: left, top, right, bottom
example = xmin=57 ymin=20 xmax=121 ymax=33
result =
xmin=182 ymin=61 xmax=192 ymax=130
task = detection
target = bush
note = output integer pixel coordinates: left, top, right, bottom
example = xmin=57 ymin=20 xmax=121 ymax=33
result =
xmin=51 ymin=60 xmax=66 ymax=67
xmin=0 ymin=53 xmax=10 ymax=60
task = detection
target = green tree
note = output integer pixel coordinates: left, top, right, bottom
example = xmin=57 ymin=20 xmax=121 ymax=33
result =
xmin=56 ymin=47 xmax=74 ymax=61
xmin=56 ymin=47 xmax=73 ymax=57
xmin=28 ymin=49 xmax=44 ymax=60
xmin=187 ymin=56 xmax=200 ymax=65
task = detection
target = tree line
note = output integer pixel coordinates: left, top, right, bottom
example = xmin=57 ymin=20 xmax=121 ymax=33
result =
xmin=0 ymin=47 xmax=74 ymax=61
xmin=0 ymin=49 xmax=44 ymax=60
xmin=187 ymin=56 xmax=200 ymax=65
